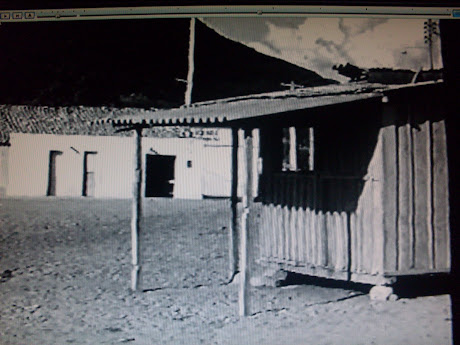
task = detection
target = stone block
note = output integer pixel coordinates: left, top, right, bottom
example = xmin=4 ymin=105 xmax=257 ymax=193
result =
xmin=369 ymin=285 xmax=394 ymax=301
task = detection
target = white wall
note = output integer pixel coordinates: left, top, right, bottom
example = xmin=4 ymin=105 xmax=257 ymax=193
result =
xmin=143 ymin=131 xmax=233 ymax=199
xmin=201 ymin=145 xmax=232 ymax=197
xmin=7 ymin=133 xmax=134 ymax=198
xmin=6 ymin=132 xmax=232 ymax=199
xmin=0 ymin=146 xmax=8 ymax=197
xmin=142 ymin=137 xmax=203 ymax=199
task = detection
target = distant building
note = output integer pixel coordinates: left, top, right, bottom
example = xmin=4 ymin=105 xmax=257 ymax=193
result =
xmin=332 ymin=63 xmax=443 ymax=85
xmin=0 ymin=105 xmax=232 ymax=199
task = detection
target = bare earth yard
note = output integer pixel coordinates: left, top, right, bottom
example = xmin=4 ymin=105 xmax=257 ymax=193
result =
xmin=0 ymin=198 xmax=453 ymax=345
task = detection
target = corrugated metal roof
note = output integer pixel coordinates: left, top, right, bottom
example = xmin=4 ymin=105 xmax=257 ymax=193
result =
xmin=93 ymin=81 xmax=441 ymax=127
xmin=0 ymin=80 xmax=442 ymax=145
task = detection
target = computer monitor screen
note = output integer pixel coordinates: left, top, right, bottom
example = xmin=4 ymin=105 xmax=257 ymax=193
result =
xmin=0 ymin=5 xmax=457 ymax=345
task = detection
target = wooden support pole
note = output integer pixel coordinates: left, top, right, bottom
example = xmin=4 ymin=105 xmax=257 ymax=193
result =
xmin=131 ymin=127 xmax=143 ymax=291
xmin=229 ymin=127 xmax=239 ymax=281
xmin=185 ymin=18 xmax=195 ymax=107
xmin=239 ymin=128 xmax=253 ymax=317
xmin=252 ymin=128 xmax=261 ymax=198
xmin=289 ymin=126 xmax=297 ymax=171
xmin=309 ymin=127 xmax=315 ymax=171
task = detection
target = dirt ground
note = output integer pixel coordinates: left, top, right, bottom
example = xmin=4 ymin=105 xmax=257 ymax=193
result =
xmin=0 ymin=198 xmax=453 ymax=345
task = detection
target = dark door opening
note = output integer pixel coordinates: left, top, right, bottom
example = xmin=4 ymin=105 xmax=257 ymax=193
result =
xmin=82 ymin=151 xmax=97 ymax=197
xmin=145 ymin=154 xmax=176 ymax=197
xmin=47 ymin=150 xmax=63 ymax=196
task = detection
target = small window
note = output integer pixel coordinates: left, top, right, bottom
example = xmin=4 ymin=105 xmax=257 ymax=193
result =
xmin=281 ymin=126 xmax=314 ymax=172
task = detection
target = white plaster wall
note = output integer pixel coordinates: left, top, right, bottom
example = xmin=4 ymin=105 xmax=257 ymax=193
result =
xmin=7 ymin=133 xmax=135 ymax=198
xmin=142 ymin=137 xmax=204 ymax=199
xmin=0 ymin=146 xmax=9 ymax=197
xmin=6 ymin=132 xmax=232 ymax=199
xmin=201 ymin=145 xmax=232 ymax=197
xmin=197 ymin=128 xmax=233 ymax=197
xmin=142 ymin=129 xmax=233 ymax=199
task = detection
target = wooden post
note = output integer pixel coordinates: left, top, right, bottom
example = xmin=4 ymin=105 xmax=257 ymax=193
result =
xmin=239 ymin=128 xmax=253 ymax=317
xmin=185 ymin=18 xmax=195 ymax=107
xmin=309 ymin=127 xmax=315 ymax=171
xmin=131 ymin=127 xmax=143 ymax=291
xmin=252 ymin=128 xmax=261 ymax=198
xmin=289 ymin=126 xmax=297 ymax=171
xmin=229 ymin=127 xmax=239 ymax=281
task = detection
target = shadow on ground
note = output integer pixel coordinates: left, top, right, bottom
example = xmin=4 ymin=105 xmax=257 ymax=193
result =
xmin=392 ymin=273 xmax=453 ymax=298
xmin=278 ymin=271 xmax=454 ymax=299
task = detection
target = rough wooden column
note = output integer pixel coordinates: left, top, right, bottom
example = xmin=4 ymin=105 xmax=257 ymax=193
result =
xmin=239 ymin=128 xmax=253 ymax=317
xmin=229 ymin=127 xmax=239 ymax=281
xmin=185 ymin=17 xmax=195 ymax=107
xmin=289 ymin=126 xmax=297 ymax=171
xmin=131 ymin=127 xmax=143 ymax=291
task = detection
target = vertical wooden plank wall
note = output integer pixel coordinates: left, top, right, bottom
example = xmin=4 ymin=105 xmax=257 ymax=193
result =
xmin=352 ymin=163 xmax=379 ymax=276
xmin=432 ymin=120 xmax=450 ymax=270
xmin=257 ymin=92 xmax=450 ymax=281
xmin=392 ymin=101 xmax=450 ymax=274
xmin=381 ymin=103 xmax=398 ymax=274
xmin=413 ymin=104 xmax=430 ymax=270
xmin=353 ymin=99 xmax=450 ymax=276
xmin=390 ymin=100 xmax=450 ymax=274
xmin=259 ymin=174 xmax=353 ymax=276
xmin=397 ymin=119 xmax=414 ymax=271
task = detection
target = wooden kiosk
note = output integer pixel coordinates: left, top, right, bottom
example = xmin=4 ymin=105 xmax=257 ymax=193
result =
xmin=97 ymin=80 xmax=450 ymax=315
xmin=256 ymin=81 xmax=450 ymax=286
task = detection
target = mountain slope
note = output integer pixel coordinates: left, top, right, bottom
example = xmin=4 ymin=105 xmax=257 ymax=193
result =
xmin=192 ymin=19 xmax=337 ymax=102
xmin=0 ymin=19 xmax=335 ymax=108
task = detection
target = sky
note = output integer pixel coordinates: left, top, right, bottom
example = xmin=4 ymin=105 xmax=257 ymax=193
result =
xmin=201 ymin=17 xmax=443 ymax=83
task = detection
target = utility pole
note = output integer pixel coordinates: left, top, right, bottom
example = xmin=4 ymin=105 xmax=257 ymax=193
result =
xmin=185 ymin=18 xmax=196 ymax=107
xmin=424 ymin=19 xmax=439 ymax=71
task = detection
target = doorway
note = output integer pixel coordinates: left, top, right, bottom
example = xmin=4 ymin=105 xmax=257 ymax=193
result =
xmin=145 ymin=154 xmax=176 ymax=197
xmin=47 ymin=150 xmax=63 ymax=196
xmin=82 ymin=151 xmax=97 ymax=197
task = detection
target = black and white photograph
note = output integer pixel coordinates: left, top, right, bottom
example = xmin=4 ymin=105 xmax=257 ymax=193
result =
xmin=0 ymin=7 xmax=457 ymax=344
